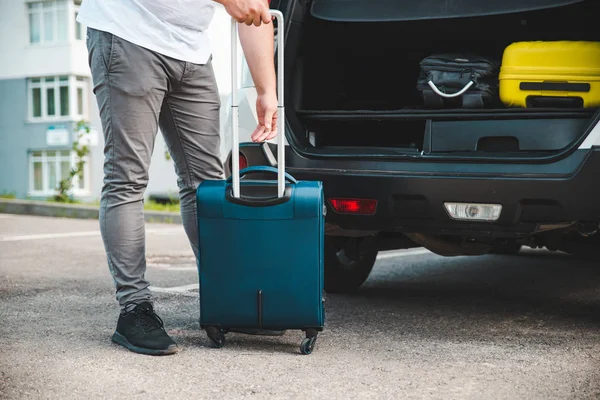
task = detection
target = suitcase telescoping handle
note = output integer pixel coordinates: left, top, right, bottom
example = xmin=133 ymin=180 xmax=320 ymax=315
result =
xmin=230 ymin=10 xmax=286 ymax=199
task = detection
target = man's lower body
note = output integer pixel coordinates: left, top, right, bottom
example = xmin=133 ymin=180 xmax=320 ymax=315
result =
xmin=87 ymin=28 xmax=284 ymax=356
xmin=87 ymin=28 xmax=223 ymax=355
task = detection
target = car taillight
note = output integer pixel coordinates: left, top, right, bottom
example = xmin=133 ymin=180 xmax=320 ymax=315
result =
xmin=328 ymin=198 xmax=378 ymax=215
xmin=239 ymin=154 xmax=248 ymax=170
xmin=231 ymin=153 xmax=248 ymax=173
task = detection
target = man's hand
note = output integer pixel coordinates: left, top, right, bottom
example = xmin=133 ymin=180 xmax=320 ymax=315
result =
xmin=252 ymin=92 xmax=278 ymax=142
xmin=217 ymin=0 xmax=272 ymax=26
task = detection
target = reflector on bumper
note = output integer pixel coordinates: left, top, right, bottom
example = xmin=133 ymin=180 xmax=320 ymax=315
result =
xmin=444 ymin=202 xmax=502 ymax=221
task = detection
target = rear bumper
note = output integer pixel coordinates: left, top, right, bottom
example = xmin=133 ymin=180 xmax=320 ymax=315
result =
xmin=235 ymin=143 xmax=600 ymax=238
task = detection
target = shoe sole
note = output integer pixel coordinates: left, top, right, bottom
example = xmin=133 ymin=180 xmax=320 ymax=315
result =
xmin=111 ymin=331 xmax=180 ymax=356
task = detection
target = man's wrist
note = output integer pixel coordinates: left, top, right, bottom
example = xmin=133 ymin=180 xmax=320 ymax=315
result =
xmin=255 ymin=84 xmax=276 ymax=96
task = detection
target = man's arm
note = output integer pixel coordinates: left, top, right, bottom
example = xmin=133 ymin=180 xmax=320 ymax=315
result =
xmin=239 ymin=23 xmax=275 ymax=97
xmin=238 ymin=23 xmax=279 ymax=142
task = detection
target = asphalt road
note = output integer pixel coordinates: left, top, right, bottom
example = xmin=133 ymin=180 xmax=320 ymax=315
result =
xmin=1 ymin=213 xmax=599 ymax=399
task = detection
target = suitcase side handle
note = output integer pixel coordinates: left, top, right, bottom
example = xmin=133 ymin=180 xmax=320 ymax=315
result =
xmin=226 ymin=166 xmax=297 ymax=184
xmin=230 ymin=10 xmax=286 ymax=199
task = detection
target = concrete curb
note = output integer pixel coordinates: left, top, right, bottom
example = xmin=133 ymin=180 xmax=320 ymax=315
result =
xmin=0 ymin=199 xmax=181 ymax=224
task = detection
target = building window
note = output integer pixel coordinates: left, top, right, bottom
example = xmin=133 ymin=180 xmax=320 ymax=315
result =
xmin=75 ymin=76 xmax=87 ymax=117
xmin=74 ymin=10 xmax=83 ymax=40
xmin=74 ymin=0 xmax=84 ymax=41
xmin=29 ymin=150 xmax=90 ymax=196
xmin=28 ymin=0 xmax=69 ymax=45
xmin=28 ymin=75 xmax=88 ymax=121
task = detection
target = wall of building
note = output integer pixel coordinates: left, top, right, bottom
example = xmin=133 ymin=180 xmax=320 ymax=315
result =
xmin=0 ymin=78 xmax=86 ymax=198
xmin=0 ymin=79 xmax=30 ymax=197
xmin=0 ymin=0 xmax=83 ymax=79
xmin=0 ymin=0 xmax=100 ymax=200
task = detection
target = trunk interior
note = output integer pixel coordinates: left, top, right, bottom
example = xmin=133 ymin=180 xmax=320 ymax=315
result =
xmin=289 ymin=0 xmax=599 ymax=155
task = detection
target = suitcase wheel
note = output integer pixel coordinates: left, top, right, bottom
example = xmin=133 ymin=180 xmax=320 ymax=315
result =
xmin=300 ymin=329 xmax=319 ymax=355
xmin=300 ymin=337 xmax=316 ymax=355
xmin=206 ymin=327 xmax=226 ymax=348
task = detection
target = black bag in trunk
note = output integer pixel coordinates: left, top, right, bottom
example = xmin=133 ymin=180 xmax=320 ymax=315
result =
xmin=416 ymin=54 xmax=500 ymax=108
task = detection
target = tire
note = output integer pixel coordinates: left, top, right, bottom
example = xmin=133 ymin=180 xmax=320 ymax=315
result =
xmin=324 ymin=236 xmax=378 ymax=294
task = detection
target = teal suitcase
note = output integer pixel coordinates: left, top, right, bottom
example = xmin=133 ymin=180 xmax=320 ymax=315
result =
xmin=195 ymin=11 xmax=325 ymax=355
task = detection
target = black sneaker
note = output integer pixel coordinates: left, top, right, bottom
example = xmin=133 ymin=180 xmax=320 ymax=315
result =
xmin=111 ymin=302 xmax=179 ymax=355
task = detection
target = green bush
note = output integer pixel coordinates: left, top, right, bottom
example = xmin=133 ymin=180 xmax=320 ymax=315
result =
xmin=144 ymin=200 xmax=180 ymax=212
xmin=54 ymin=120 xmax=91 ymax=203
xmin=0 ymin=191 xmax=16 ymax=199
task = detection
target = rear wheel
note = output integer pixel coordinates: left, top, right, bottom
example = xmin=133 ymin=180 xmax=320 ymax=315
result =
xmin=324 ymin=236 xmax=378 ymax=294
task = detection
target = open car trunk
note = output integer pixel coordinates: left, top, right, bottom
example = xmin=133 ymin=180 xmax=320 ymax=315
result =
xmin=288 ymin=0 xmax=600 ymax=156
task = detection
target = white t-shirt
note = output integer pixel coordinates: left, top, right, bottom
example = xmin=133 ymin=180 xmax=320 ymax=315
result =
xmin=76 ymin=0 xmax=216 ymax=64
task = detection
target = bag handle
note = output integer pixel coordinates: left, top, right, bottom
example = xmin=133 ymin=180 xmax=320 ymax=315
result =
xmin=231 ymin=10 xmax=286 ymax=199
xmin=427 ymin=80 xmax=474 ymax=98
xmin=226 ymin=165 xmax=297 ymax=184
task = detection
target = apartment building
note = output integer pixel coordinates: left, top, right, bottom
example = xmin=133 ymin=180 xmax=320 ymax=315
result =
xmin=0 ymin=0 xmax=237 ymax=201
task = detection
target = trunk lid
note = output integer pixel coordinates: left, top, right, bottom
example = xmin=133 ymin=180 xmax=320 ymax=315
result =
xmin=309 ymin=0 xmax=586 ymax=22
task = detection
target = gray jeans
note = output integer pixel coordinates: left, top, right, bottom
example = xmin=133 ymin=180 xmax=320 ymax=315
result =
xmin=86 ymin=28 xmax=223 ymax=311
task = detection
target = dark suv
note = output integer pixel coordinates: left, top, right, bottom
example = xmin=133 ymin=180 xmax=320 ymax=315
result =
xmin=224 ymin=0 xmax=600 ymax=293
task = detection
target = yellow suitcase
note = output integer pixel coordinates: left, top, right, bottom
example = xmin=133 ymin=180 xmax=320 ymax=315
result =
xmin=499 ymin=41 xmax=600 ymax=108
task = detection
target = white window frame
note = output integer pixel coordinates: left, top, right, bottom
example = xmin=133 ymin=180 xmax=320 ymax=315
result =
xmin=28 ymin=149 xmax=91 ymax=197
xmin=28 ymin=75 xmax=89 ymax=122
xmin=72 ymin=76 xmax=88 ymax=119
xmin=73 ymin=1 xmax=84 ymax=41
xmin=27 ymin=0 xmax=70 ymax=46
